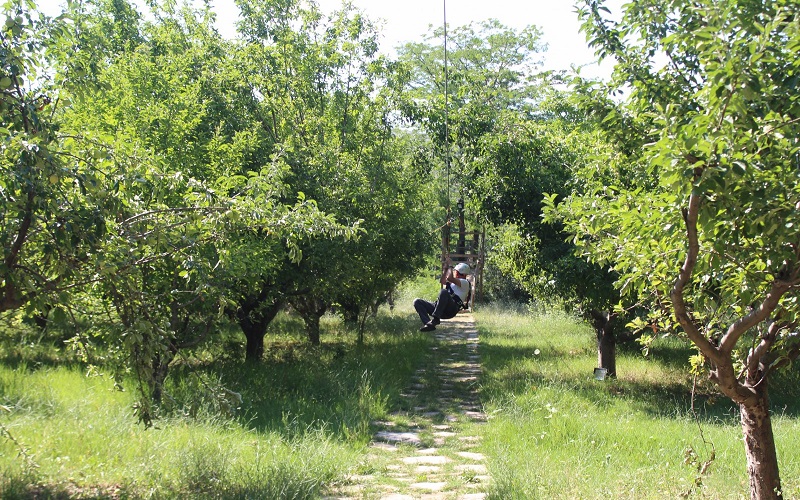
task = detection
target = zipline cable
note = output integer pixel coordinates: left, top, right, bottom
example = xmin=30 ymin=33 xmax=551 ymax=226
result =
xmin=443 ymin=0 xmax=451 ymax=219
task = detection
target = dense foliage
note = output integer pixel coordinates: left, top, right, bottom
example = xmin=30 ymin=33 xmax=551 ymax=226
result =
xmin=1 ymin=0 xmax=431 ymax=422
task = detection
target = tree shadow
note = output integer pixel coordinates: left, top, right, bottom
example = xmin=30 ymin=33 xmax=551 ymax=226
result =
xmin=201 ymin=316 xmax=433 ymax=438
xmin=479 ymin=338 xmax=800 ymax=422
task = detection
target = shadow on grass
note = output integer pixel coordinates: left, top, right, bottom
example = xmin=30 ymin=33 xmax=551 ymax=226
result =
xmin=0 ymin=308 xmax=435 ymax=447
xmin=0 ymin=469 xmax=129 ymax=500
xmin=162 ymin=312 xmax=434 ymax=440
xmin=0 ymin=344 xmax=85 ymax=372
xmin=478 ymin=323 xmax=800 ymax=422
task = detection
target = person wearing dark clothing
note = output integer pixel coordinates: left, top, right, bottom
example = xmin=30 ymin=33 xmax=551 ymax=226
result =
xmin=413 ymin=261 xmax=471 ymax=331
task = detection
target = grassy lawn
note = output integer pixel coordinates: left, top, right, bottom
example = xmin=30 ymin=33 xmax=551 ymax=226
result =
xmin=1 ymin=293 xmax=798 ymax=498
xmin=475 ymin=305 xmax=800 ymax=499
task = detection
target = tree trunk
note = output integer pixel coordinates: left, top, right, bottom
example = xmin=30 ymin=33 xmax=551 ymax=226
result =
xmin=243 ymin=323 xmax=266 ymax=361
xmin=305 ymin=314 xmax=321 ymax=345
xmin=339 ymin=301 xmax=360 ymax=328
xmin=741 ymin=387 xmax=782 ymax=499
xmin=151 ymin=348 xmax=177 ymax=404
xmin=290 ymin=296 xmax=327 ymax=346
xmin=236 ymin=300 xmax=283 ymax=362
xmin=590 ymin=309 xmax=616 ymax=377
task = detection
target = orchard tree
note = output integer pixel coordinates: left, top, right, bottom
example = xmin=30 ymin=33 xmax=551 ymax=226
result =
xmin=0 ymin=1 xmax=121 ymax=318
xmin=479 ymin=97 xmax=635 ymax=376
xmin=550 ymin=0 xmax=800 ymax=496
xmin=47 ymin=0 xmax=359 ymax=419
xmin=235 ymin=0 xmax=431 ymax=346
xmin=398 ymin=19 xmax=635 ymax=374
xmin=397 ymin=19 xmax=546 ymax=212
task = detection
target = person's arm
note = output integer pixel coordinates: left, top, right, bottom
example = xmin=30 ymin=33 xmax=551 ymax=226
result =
xmin=444 ymin=270 xmax=467 ymax=288
xmin=440 ymin=266 xmax=452 ymax=285
xmin=440 ymin=256 xmax=453 ymax=285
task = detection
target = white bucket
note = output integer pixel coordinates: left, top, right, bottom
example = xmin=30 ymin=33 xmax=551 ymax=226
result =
xmin=593 ymin=367 xmax=607 ymax=381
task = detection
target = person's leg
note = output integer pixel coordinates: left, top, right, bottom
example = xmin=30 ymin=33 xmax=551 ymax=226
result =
xmin=431 ymin=288 xmax=458 ymax=323
xmin=413 ymin=298 xmax=435 ymax=324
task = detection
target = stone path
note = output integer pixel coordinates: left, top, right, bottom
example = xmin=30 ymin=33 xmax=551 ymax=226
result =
xmin=324 ymin=313 xmax=489 ymax=499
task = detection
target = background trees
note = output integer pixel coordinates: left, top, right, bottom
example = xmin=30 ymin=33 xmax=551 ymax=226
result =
xmin=398 ymin=21 xmax=633 ymax=375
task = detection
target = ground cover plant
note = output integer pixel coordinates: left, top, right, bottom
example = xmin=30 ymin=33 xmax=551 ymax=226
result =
xmin=476 ymin=305 xmax=800 ymax=499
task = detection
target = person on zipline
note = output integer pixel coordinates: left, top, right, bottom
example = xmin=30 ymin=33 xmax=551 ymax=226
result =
xmin=413 ymin=260 xmax=471 ymax=331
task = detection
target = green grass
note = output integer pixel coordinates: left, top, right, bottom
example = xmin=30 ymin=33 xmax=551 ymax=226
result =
xmin=0 ymin=306 xmax=432 ymax=498
xmin=1 ymin=295 xmax=799 ymax=498
xmin=475 ymin=304 xmax=800 ymax=499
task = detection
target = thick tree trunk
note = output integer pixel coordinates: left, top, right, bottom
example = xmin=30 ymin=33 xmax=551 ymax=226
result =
xmin=242 ymin=324 xmax=266 ymax=361
xmin=236 ymin=300 xmax=283 ymax=362
xmin=598 ymin=331 xmax=616 ymax=377
xmin=305 ymin=314 xmax=321 ymax=345
xmin=590 ymin=309 xmax=616 ymax=377
xmin=741 ymin=388 xmax=782 ymax=499
xmin=290 ymin=296 xmax=327 ymax=346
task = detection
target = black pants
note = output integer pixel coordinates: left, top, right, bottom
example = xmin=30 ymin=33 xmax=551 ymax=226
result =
xmin=413 ymin=288 xmax=459 ymax=324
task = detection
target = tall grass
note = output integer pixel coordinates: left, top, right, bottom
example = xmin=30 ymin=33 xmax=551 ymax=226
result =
xmin=3 ymin=295 xmax=799 ymax=498
xmin=0 ymin=304 xmax=431 ymax=498
xmin=475 ymin=304 xmax=800 ymax=499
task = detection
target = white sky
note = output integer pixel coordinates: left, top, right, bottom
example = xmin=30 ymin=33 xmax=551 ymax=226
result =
xmin=38 ymin=0 xmax=622 ymax=80
xmin=312 ymin=0 xmax=621 ymax=80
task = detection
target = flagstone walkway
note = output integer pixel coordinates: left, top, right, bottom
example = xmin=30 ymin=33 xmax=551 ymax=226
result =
xmin=324 ymin=313 xmax=489 ymax=499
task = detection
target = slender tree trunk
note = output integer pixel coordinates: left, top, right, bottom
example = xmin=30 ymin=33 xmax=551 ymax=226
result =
xmin=590 ymin=309 xmax=616 ymax=377
xmin=741 ymin=387 xmax=782 ymax=499
xmin=151 ymin=348 xmax=176 ymax=404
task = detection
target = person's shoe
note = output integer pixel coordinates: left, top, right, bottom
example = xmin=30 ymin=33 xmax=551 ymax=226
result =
xmin=420 ymin=322 xmax=436 ymax=332
xmin=429 ymin=316 xmax=440 ymax=326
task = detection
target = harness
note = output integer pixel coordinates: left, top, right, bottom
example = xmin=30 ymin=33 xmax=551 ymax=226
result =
xmin=446 ymin=281 xmax=471 ymax=311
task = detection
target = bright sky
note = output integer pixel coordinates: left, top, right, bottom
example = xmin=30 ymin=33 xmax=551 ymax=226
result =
xmin=38 ymin=0 xmax=622 ymax=80
xmin=319 ymin=0 xmax=621 ymax=80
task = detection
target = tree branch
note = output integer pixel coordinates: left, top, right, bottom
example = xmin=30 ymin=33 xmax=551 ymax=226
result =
xmin=120 ymin=207 xmax=226 ymax=227
xmin=719 ymin=280 xmax=792 ymax=354
xmin=670 ymin=190 xmax=722 ymax=364
xmin=6 ymin=191 xmax=35 ymax=271
xmin=745 ymin=320 xmax=781 ymax=376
